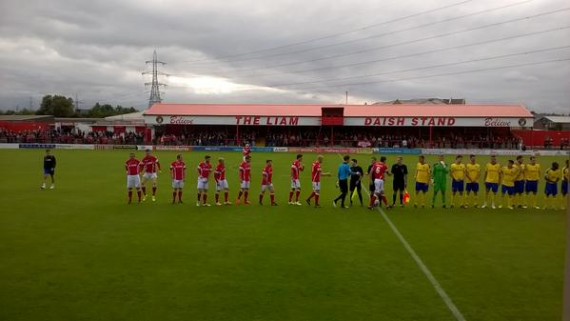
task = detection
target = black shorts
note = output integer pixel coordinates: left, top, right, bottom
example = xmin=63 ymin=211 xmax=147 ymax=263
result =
xmin=393 ymin=182 xmax=405 ymax=192
xmin=349 ymin=180 xmax=361 ymax=191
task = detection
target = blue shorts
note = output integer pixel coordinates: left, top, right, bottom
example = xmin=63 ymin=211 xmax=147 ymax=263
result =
xmin=525 ymin=180 xmax=538 ymax=194
xmin=545 ymin=183 xmax=558 ymax=197
xmin=485 ymin=182 xmax=499 ymax=193
xmin=502 ymin=185 xmax=515 ymax=196
xmin=563 ymin=181 xmax=568 ymax=196
xmin=44 ymin=168 xmax=55 ymax=176
xmin=514 ymin=181 xmax=525 ymax=195
xmin=466 ymin=183 xmax=479 ymax=193
xmin=416 ymin=182 xmax=429 ymax=193
xmin=452 ymin=180 xmax=464 ymax=193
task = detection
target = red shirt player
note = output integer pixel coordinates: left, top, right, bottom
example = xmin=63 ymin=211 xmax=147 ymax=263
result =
xmin=289 ymin=154 xmax=304 ymax=204
xmin=259 ymin=160 xmax=277 ymax=206
xmin=243 ymin=144 xmax=252 ymax=160
xmin=197 ymin=156 xmax=213 ymax=206
xmin=214 ymin=158 xmax=230 ymax=205
xmin=141 ymin=149 xmax=161 ymax=201
xmin=170 ymin=154 xmax=186 ymax=204
xmin=306 ymin=155 xmax=329 ymax=207
xmin=237 ymin=155 xmax=252 ymax=205
xmin=125 ymin=153 xmax=142 ymax=204
xmin=369 ymin=156 xmax=390 ymax=208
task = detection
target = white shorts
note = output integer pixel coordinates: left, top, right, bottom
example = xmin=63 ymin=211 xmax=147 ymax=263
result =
xmin=291 ymin=179 xmax=301 ymax=189
xmin=261 ymin=184 xmax=275 ymax=193
xmin=197 ymin=178 xmax=209 ymax=190
xmin=142 ymin=173 xmax=158 ymax=181
xmin=374 ymin=179 xmax=385 ymax=195
xmin=216 ymin=179 xmax=229 ymax=192
xmin=172 ymin=180 xmax=184 ymax=189
xmin=127 ymin=175 xmax=141 ymax=189
xmin=312 ymin=182 xmax=321 ymax=192
xmin=241 ymin=181 xmax=251 ymax=189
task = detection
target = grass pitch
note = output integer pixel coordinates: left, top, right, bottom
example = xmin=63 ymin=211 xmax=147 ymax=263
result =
xmin=0 ymin=149 xmax=566 ymax=321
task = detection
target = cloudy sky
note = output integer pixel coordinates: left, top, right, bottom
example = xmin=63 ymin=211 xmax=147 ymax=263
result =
xmin=1 ymin=0 xmax=569 ymax=112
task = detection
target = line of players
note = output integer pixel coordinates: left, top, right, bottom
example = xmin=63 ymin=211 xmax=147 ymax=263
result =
xmin=124 ymin=149 xmax=568 ymax=210
xmin=124 ymin=148 xmax=332 ymax=207
xmin=413 ymin=154 xmax=569 ymax=210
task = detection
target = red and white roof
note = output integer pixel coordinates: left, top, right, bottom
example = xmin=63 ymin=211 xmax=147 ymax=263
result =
xmin=144 ymin=103 xmax=533 ymax=128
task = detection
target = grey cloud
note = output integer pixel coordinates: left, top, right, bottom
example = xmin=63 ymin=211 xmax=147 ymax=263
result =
xmin=0 ymin=0 xmax=569 ymax=112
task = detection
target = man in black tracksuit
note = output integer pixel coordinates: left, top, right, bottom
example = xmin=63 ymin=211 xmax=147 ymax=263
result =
xmin=349 ymin=159 xmax=364 ymax=206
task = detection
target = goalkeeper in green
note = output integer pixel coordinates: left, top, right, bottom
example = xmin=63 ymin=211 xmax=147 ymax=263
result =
xmin=432 ymin=155 xmax=449 ymax=208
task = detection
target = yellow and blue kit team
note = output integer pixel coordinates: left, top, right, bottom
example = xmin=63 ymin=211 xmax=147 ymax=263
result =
xmin=413 ymin=155 xmax=567 ymax=210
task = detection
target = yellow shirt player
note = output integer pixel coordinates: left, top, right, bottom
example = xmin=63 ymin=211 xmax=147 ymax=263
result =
xmin=512 ymin=156 xmax=526 ymax=208
xmin=544 ymin=162 xmax=562 ymax=210
xmin=500 ymin=160 xmax=518 ymax=209
xmin=483 ymin=155 xmax=500 ymax=209
xmin=450 ymin=155 xmax=466 ymax=208
xmin=562 ymin=160 xmax=569 ymax=201
xmin=465 ymin=155 xmax=481 ymax=207
xmin=414 ymin=155 xmax=431 ymax=207
xmin=523 ymin=156 xmax=541 ymax=208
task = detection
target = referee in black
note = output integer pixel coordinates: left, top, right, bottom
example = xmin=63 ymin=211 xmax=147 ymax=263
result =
xmin=390 ymin=156 xmax=408 ymax=207
xmin=349 ymin=159 xmax=364 ymax=206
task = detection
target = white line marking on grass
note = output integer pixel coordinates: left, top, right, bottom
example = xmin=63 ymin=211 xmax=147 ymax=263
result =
xmin=336 ymin=154 xmax=466 ymax=321
xmin=376 ymin=205 xmax=467 ymax=321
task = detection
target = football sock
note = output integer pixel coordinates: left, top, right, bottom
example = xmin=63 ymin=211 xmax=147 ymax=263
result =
xmin=289 ymin=191 xmax=294 ymax=202
xmin=238 ymin=191 xmax=243 ymax=200
xmin=178 ymin=191 xmax=183 ymax=202
xmin=197 ymin=193 xmax=201 ymax=202
xmin=152 ymin=187 xmax=157 ymax=196
xmin=244 ymin=191 xmax=249 ymax=202
xmin=128 ymin=191 xmax=132 ymax=202
xmin=315 ymin=193 xmax=320 ymax=205
xmin=172 ymin=191 xmax=177 ymax=202
xmin=137 ymin=191 xmax=142 ymax=201
xmin=392 ymin=193 xmax=397 ymax=205
xmin=224 ymin=192 xmax=229 ymax=202
xmin=203 ymin=194 xmax=207 ymax=204
xmin=259 ymin=194 xmax=263 ymax=203
xmin=270 ymin=194 xmax=275 ymax=204
xmin=295 ymin=191 xmax=301 ymax=202
xmin=215 ymin=194 xmax=220 ymax=203
xmin=142 ymin=186 xmax=146 ymax=195
xmin=307 ymin=191 xmax=315 ymax=200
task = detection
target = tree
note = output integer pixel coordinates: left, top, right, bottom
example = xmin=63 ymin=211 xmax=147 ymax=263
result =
xmin=37 ymin=95 xmax=74 ymax=117
xmin=0 ymin=108 xmax=37 ymax=115
xmin=87 ymin=103 xmax=138 ymax=118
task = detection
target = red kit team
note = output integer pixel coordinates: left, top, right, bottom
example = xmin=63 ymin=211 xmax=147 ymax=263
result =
xmin=125 ymin=147 xmax=390 ymax=209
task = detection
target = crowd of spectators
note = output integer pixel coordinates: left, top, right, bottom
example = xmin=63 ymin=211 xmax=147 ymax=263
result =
xmin=154 ymin=128 xmax=256 ymax=146
xmin=153 ymin=127 xmax=526 ymax=150
xmin=1 ymin=126 xmax=566 ymax=150
xmin=0 ymin=128 xmax=144 ymax=145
